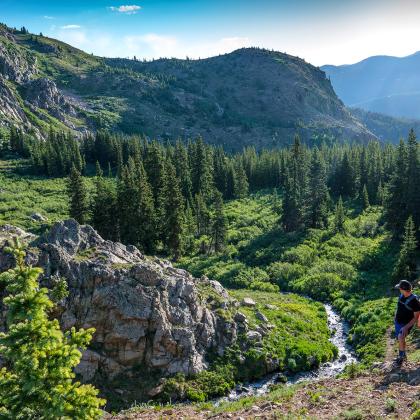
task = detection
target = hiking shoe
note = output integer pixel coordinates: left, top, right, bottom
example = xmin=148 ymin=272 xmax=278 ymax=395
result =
xmin=394 ymin=355 xmax=407 ymax=366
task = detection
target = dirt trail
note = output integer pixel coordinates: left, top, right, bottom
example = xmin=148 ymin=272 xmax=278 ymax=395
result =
xmin=385 ymin=326 xmax=397 ymax=363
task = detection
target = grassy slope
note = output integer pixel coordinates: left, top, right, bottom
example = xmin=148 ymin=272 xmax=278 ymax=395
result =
xmin=0 ymin=159 xmax=68 ymax=233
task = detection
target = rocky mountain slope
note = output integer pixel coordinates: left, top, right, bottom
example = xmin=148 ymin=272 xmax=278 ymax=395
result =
xmin=322 ymin=51 xmax=420 ymax=120
xmin=0 ymin=23 xmax=375 ymax=149
xmin=0 ymin=220 xmax=281 ymax=408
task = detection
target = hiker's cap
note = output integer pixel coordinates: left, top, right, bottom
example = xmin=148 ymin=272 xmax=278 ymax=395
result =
xmin=394 ymin=279 xmax=413 ymax=291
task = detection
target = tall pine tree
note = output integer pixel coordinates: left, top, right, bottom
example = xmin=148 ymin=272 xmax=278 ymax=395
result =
xmin=211 ymin=190 xmax=227 ymax=253
xmin=385 ymin=139 xmax=408 ymax=237
xmin=67 ymin=165 xmax=89 ymax=224
xmin=308 ymin=149 xmax=329 ymax=228
xmin=164 ymin=162 xmax=185 ymax=259
xmin=334 ymin=196 xmax=346 ymax=233
xmin=393 ymin=216 xmax=417 ymax=281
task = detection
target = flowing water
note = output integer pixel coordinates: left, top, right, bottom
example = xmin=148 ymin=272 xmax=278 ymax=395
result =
xmin=216 ymin=303 xmax=357 ymax=402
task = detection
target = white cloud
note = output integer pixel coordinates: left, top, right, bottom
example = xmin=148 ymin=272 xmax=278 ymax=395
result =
xmin=61 ymin=25 xmax=81 ymax=30
xmin=57 ymin=30 xmax=88 ymax=47
xmin=120 ymin=34 xmax=251 ymax=60
xmin=43 ymin=15 xmax=54 ymax=20
xmin=124 ymin=33 xmax=177 ymax=57
xmin=109 ymin=5 xmax=141 ymax=14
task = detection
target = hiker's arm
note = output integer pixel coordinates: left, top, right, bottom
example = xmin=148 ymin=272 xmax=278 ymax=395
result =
xmin=401 ymin=312 xmax=419 ymax=337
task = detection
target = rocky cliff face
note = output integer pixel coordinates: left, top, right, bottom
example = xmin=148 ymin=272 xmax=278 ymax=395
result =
xmin=0 ymin=31 xmax=37 ymax=83
xmin=0 ymin=220 xmax=242 ymax=393
xmin=0 ymin=25 xmax=88 ymax=134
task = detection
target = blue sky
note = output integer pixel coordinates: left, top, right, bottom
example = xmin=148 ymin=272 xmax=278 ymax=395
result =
xmin=1 ymin=0 xmax=420 ymax=65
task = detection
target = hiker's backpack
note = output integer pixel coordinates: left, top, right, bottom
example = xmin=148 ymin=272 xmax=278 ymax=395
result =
xmin=399 ymin=293 xmax=419 ymax=311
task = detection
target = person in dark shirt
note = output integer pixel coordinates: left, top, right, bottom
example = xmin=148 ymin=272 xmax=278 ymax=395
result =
xmin=394 ymin=279 xmax=420 ymax=365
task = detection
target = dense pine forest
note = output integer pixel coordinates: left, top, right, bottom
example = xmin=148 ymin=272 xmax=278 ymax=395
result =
xmin=1 ymin=126 xmax=417 ymax=256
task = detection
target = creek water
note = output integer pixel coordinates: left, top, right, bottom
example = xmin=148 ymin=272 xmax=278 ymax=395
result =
xmin=216 ymin=303 xmax=357 ymax=402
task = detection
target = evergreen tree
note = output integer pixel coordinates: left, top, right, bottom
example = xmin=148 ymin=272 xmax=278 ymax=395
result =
xmin=173 ymin=140 xmax=193 ymax=204
xmin=117 ymin=163 xmax=137 ymax=245
xmin=385 ymin=139 xmax=408 ymax=236
xmin=281 ymin=173 xmax=300 ymax=232
xmin=134 ymin=161 xmax=157 ymax=253
xmin=67 ymin=165 xmax=89 ymax=224
xmin=145 ymin=142 xmax=167 ymax=240
xmin=0 ymin=241 xmax=104 ymax=418
xmin=334 ymin=196 xmax=346 ymax=233
xmin=281 ymin=135 xmax=308 ymax=231
xmin=377 ymin=180 xmax=385 ymax=206
xmin=92 ymin=162 xmax=118 ymax=241
xmin=406 ymin=129 xmax=420 ymax=230
xmin=194 ymin=193 xmax=211 ymax=236
xmin=164 ymin=162 xmax=185 ymax=259
xmin=211 ymin=190 xmax=227 ymax=252
xmin=335 ymin=152 xmax=356 ymax=198
xmin=362 ymin=184 xmax=370 ymax=209
xmin=117 ymin=159 xmax=156 ymax=252
xmin=233 ymin=160 xmax=249 ymax=199
xmin=213 ymin=147 xmax=229 ymax=197
xmin=183 ymin=203 xmax=196 ymax=254
xmin=393 ymin=216 xmax=417 ymax=281
xmin=191 ymin=138 xmax=214 ymax=201
xmin=308 ymin=149 xmax=329 ymax=228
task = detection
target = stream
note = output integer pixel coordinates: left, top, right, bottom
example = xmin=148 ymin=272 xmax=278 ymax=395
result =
xmin=216 ymin=303 xmax=357 ymax=402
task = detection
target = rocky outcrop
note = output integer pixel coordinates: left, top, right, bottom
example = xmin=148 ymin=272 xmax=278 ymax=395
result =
xmin=24 ymin=77 xmax=78 ymax=120
xmin=0 ymin=220 xmax=241 ymax=387
xmin=0 ymin=37 xmax=37 ymax=83
xmin=0 ymin=76 xmax=28 ymax=124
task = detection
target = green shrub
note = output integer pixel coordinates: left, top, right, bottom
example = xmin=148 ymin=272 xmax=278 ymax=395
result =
xmin=385 ymin=397 xmax=396 ymax=413
xmin=293 ymin=272 xmax=348 ymax=301
xmin=267 ymin=262 xmax=305 ymax=288
xmin=231 ymin=267 xmax=272 ymax=290
xmin=282 ymin=244 xmax=317 ymax=266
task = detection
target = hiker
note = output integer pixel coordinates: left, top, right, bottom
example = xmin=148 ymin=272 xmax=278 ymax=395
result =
xmin=394 ymin=279 xmax=420 ymax=365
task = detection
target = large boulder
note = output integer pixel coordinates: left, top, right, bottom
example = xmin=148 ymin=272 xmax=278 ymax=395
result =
xmin=0 ymin=220 xmax=238 ymax=387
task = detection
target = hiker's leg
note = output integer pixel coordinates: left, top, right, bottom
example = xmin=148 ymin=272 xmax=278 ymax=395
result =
xmin=398 ymin=333 xmax=406 ymax=352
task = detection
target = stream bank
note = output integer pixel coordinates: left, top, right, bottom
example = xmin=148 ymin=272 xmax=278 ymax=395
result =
xmin=216 ymin=302 xmax=357 ymax=402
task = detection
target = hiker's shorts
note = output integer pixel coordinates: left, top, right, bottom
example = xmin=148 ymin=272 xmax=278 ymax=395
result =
xmin=395 ymin=321 xmax=413 ymax=338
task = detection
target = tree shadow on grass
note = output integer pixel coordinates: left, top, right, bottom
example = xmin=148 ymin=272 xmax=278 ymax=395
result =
xmin=236 ymin=226 xmax=305 ymax=268
xmin=349 ymin=235 xmax=399 ymax=300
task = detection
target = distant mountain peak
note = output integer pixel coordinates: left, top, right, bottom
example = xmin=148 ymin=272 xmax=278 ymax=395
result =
xmin=322 ymin=50 xmax=420 ymax=120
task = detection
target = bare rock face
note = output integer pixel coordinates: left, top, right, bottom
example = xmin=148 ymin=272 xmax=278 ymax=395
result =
xmin=0 ymin=76 xmax=28 ymax=124
xmin=0 ymin=220 xmax=239 ymax=387
xmin=24 ymin=77 xmax=77 ymax=120
xmin=0 ymin=39 xmax=37 ymax=83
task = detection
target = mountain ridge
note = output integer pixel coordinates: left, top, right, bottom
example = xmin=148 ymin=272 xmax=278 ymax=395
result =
xmin=322 ymin=50 xmax=420 ymax=119
xmin=0 ymin=23 xmax=375 ymax=149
